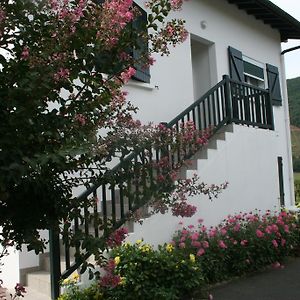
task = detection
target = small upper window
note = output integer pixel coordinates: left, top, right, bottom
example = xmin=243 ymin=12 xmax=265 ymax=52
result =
xmin=243 ymin=59 xmax=265 ymax=89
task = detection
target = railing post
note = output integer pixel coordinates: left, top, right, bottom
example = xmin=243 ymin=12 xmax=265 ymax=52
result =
xmin=223 ymin=75 xmax=232 ymax=121
xmin=49 ymin=227 xmax=61 ymax=300
xmin=266 ymin=88 xmax=275 ymax=130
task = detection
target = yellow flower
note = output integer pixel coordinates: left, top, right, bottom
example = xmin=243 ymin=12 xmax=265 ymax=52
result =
xmin=114 ymin=256 xmax=121 ymax=265
xmin=119 ymin=277 xmax=126 ymax=285
xmin=189 ymin=254 xmax=196 ymax=263
xmin=140 ymin=243 xmax=152 ymax=253
xmin=124 ymin=242 xmax=131 ymax=248
xmin=166 ymin=244 xmax=174 ymax=252
xmin=62 ymin=278 xmax=71 ymax=285
xmin=136 ymin=239 xmax=143 ymax=245
xmin=72 ymin=273 xmax=79 ymax=281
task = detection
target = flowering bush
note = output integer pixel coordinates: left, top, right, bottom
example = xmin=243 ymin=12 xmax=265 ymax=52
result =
xmin=172 ymin=210 xmax=300 ymax=283
xmin=0 ymin=0 xmax=191 ymax=252
xmin=99 ymin=240 xmax=205 ymax=300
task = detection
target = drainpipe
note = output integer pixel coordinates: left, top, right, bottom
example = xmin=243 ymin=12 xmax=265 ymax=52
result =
xmin=280 ymin=47 xmax=299 ymax=207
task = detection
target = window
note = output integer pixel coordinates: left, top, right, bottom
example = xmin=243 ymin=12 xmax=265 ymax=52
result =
xmin=228 ymin=46 xmax=282 ymax=106
xmin=243 ymin=58 xmax=265 ymax=89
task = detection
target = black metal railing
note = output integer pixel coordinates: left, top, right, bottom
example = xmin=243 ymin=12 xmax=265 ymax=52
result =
xmin=49 ymin=75 xmax=274 ymax=299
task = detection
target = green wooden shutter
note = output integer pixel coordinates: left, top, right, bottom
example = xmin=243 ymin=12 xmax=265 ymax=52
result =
xmin=267 ymin=64 xmax=282 ymax=106
xmin=228 ymin=46 xmax=244 ymax=82
xmin=131 ymin=3 xmax=150 ymax=83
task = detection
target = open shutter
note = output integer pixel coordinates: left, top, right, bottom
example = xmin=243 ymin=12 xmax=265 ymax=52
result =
xmin=131 ymin=4 xmax=150 ymax=83
xmin=228 ymin=46 xmax=244 ymax=82
xmin=267 ymin=64 xmax=282 ymax=106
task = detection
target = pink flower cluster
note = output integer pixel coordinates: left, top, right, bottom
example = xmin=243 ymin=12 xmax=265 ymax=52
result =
xmin=99 ymin=0 xmax=134 ymax=48
xmin=120 ymin=67 xmax=136 ymax=83
xmin=53 ymin=68 xmax=70 ymax=81
xmin=106 ymin=227 xmax=128 ymax=248
xmin=170 ymin=0 xmax=189 ymax=11
xmin=171 ymin=202 xmax=197 ymax=217
xmin=173 ymin=210 xmax=300 ymax=272
xmin=0 ymin=8 xmax=6 ymax=23
xmin=100 ymin=259 xmax=121 ymax=287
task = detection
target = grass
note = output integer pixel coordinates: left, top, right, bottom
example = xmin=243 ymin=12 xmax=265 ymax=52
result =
xmin=291 ymin=127 xmax=300 ymax=159
xmin=294 ymin=172 xmax=300 ymax=183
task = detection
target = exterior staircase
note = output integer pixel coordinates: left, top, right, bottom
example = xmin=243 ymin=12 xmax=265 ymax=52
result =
xmin=24 ymin=75 xmax=274 ymax=299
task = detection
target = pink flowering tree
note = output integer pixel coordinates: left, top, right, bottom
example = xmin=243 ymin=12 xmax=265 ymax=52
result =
xmin=0 ymin=0 xmax=227 ymax=259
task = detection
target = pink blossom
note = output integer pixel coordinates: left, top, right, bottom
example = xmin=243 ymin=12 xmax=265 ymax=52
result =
xmin=0 ymin=9 xmax=6 ymax=23
xmin=209 ymin=228 xmax=217 ymax=238
xmin=221 ymin=228 xmax=227 ymax=236
xmin=272 ymin=261 xmax=281 ymax=269
xmin=196 ymin=248 xmax=205 ymax=256
xmin=171 ymin=202 xmax=197 ymax=217
xmin=272 ymin=224 xmax=279 ymax=232
xmin=191 ymin=241 xmax=201 ymax=248
xmin=218 ymin=240 xmax=227 ymax=249
xmin=190 ymin=232 xmax=199 ymax=240
xmin=281 ymin=239 xmax=286 ymax=247
xmin=272 ymin=239 xmax=278 ymax=248
xmin=54 ymin=68 xmax=70 ymax=81
xmin=107 ymin=227 xmax=128 ymax=248
xmin=75 ymin=114 xmax=86 ymax=126
xmin=240 ymin=240 xmax=248 ymax=246
xmin=284 ymin=224 xmax=289 ymax=233
xmin=21 ymin=47 xmax=29 ymax=60
xmin=256 ymin=229 xmax=264 ymax=238
xmin=233 ymin=224 xmax=240 ymax=232
xmin=202 ymin=241 xmax=209 ymax=248
xmin=120 ymin=67 xmax=136 ymax=83
xmin=179 ymin=242 xmax=186 ymax=249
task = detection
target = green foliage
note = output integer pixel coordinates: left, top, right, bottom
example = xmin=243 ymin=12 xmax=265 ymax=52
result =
xmin=57 ymin=283 xmax=103 ymax=300
xmin=288 ymin=77 xmax=300 ymax=128
xmin=102 ymin=241 xmax=204 ymax=300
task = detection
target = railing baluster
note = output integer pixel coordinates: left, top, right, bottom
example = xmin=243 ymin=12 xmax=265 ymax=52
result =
xmin=254 ymin=89 xmax=262 ymax=124
xmin=244 ymin=85 xmax=251 ymax=122
xmin=216 ymin=87 xmax=221 ymax=126
xmin=207 ymin=95 xmax=212 ymax=126
xmin=249 ymin=87 xmax=255 ymax=123
xmin=197 ymin=104 xmax=202 ymax=130
xmin=211 ymin=91 xmax=217 ymax=126
xmin=119 ymin=183 xmax=124 ymax=219
xmin=93 ymin=190 xmax=99 ymax=237
xmin=111 ymin=185 xmax=117 ymax=225
xmin=203 ymin=100 xmax=208 ymax=128
xmin=102 ymin=184 xmax=107 ymax=233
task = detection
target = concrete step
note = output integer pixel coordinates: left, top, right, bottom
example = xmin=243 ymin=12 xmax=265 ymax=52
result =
xmin=26 ymin=271 xmax=51 ymax=297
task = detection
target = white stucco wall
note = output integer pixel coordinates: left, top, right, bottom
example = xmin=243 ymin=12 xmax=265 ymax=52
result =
xmin=0 ymin=245 xmax=19 ymax=289
xmin=124 ymin=0 xmax=294 ymax=245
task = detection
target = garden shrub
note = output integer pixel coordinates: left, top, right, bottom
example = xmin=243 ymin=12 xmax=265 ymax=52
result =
xmin=100 ymin=241 xmax=204 ymax=300
xmin=172 ymin=210 xmax=300 ymax=283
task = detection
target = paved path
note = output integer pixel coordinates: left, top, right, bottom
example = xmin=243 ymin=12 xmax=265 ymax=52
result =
xmin=211 ymin=258 xmax=300 ymax=300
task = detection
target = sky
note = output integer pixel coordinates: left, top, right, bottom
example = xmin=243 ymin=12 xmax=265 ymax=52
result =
xmin=270 ymin=0 xmax=300 ymax=79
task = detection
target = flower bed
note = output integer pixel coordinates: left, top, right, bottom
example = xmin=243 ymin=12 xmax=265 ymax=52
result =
xmin=59 ymin=210 xmax=300 ymax=300
xmin=172 ymin=210 xmax=300 ymax=283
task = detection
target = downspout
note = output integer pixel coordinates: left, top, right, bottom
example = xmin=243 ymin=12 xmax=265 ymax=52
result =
xmin=280 ymin=46 xmax=300 ymax=207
